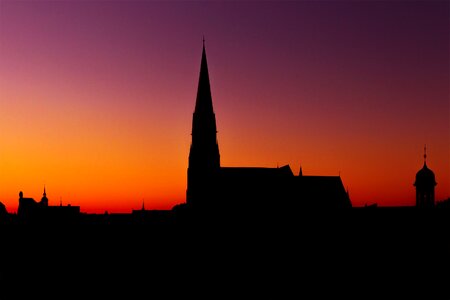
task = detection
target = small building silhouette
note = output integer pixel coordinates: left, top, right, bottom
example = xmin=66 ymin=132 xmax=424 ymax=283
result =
xmin=17 ymin=190 xmax=46 ymax=219
xmin=414 ymin=146 xmax=437 ymax=207
xmin=0 ymin=201 xmax=8 ymax=217
xmin=17 ymin=188 xmax=80 ymax=223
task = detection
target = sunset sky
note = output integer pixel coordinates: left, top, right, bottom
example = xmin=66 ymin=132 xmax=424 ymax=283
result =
xmin=0 ymin=0 xmax=448 ymax=213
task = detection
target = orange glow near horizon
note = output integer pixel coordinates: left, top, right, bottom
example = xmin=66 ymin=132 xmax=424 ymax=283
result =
xmin=0 ymin=1 xmax=448 ymax=213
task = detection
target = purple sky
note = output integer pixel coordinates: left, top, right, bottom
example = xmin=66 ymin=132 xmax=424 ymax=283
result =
xmin=0 ymin=0 xmax=448 ymax=212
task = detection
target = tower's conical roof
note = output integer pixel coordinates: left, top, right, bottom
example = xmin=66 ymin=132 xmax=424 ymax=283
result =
xmin=194 ymin=42 xmax=214 ymax=114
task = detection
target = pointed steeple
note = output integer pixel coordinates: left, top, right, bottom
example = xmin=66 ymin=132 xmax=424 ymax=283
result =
xmin=194 ymin=40 xmax=214 ymax=115
xmin=188 ymin=40 xmax=220 ymax=170
xmin=187 ymin=40 xmax=221 ymax=206
xmin=299 ymin=165 xmax=303 ymax=176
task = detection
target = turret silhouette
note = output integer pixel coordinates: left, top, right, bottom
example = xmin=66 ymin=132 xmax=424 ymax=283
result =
xmin=40 ymin=186 xmax=48 ymax=206
xmin=414 ymin=145 xmax=437 ymax=207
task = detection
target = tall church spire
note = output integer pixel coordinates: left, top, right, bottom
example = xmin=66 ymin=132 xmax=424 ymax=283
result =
xmin=187 ymin=41 xmax=221 ymax=206
xmin=188 ymin=41 xmax=220 ymax=169
xmin=194 ymin=40 xmax=214 ymax=115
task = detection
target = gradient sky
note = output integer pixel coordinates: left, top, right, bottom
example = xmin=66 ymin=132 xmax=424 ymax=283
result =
xmin=0 ymin=0 xmax=448 ymax=213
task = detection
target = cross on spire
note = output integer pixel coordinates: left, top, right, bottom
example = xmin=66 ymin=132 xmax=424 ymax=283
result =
xmin=424 ymin=144 xmax=427 ymax=165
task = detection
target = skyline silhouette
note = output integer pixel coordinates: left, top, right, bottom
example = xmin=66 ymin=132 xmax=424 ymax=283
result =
xmin=0 ymin=1 xmax=448 ymax=213
xmin=1 ymin=43 xmax=448 ymax=220
xmin=1 ymin=3 xmax=449 ymax=295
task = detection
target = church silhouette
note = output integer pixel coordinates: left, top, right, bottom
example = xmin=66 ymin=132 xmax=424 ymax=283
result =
xmin=0 ymin=43 xmax=448 ymax=297
xmin=186 ymin=42 xmax=351 ymax=213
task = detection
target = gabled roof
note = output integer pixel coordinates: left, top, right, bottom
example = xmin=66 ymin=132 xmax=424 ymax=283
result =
xmin=295 ymin=175 xmax=351 ymax=208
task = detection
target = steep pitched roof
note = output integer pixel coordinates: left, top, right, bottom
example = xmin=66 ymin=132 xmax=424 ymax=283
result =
xmin=194 ymin=43 xmax=214 ymax=115
xmin=295 ymin=176 xmax=351 ymax=208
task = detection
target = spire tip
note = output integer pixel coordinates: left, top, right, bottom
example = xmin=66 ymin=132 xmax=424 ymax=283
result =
xmin=424 ymin=144 xmax=427 ymax=165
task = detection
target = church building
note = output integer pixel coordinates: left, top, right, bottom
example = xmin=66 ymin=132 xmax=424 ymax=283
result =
xmin=186 ymin=42 xmax=352 ymax=212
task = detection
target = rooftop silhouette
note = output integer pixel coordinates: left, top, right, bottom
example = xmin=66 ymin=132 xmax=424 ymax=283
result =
xmin=0 ymin=43 xmax=448 ymax=298
xmin=0 ymin=43 xmax=448 ymax=226
xmin=187 ymin=42 xmax=351 ymax=214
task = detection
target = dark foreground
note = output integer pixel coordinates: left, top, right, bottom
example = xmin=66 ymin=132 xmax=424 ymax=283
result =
xmin=1 ymin=207 xmax=449 ymax=297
